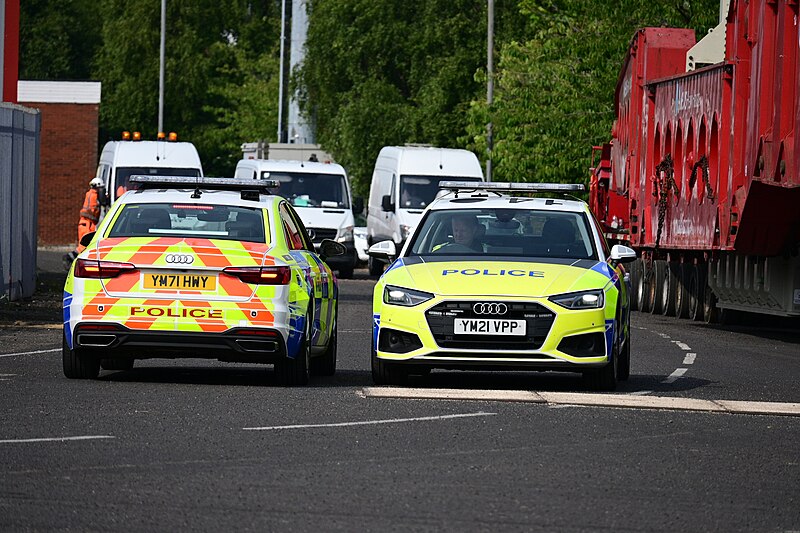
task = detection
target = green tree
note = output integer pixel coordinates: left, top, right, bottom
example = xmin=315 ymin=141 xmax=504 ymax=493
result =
xmin=94 ymin=0 xmax=281 ymax=176
xmin=465 ymin=0 xmax=721 ymax=184
xmin=19 ymin=0 xmax=102 ymax=79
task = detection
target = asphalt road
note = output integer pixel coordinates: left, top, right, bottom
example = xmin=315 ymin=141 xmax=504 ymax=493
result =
xmin=1 ymin=254 xmax=798 ymax=532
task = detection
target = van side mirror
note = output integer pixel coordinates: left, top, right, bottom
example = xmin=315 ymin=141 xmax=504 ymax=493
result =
xmin=381 ymin=194 xmax=394 ymax=212
xmin=352 ymin=196 xmax=364 ymax=215
xmin=80 ymin=231 xmax=96 ymax=247
xmin=368 ymin=240 xmax=397 ymax=264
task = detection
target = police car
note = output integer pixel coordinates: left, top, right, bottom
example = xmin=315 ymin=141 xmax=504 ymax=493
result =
xmin=368 ymin=182 xmax=637 ymax=390
xmin=62 ymin=176 xmax=344 ymax=386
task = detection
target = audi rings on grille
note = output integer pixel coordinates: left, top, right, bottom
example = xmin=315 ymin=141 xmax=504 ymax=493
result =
xmin=472 ymin=302 xmax=508 ymax=315
xmin=165 ymin=254 xmax=195 ymax=264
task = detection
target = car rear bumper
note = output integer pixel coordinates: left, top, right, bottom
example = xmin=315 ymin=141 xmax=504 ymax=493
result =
xmin=71 ymin=323 xmax=288 ymax=364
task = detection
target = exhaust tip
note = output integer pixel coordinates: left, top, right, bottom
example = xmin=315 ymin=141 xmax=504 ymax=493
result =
xmin=76 ymin=333 xmax=117 ymax=348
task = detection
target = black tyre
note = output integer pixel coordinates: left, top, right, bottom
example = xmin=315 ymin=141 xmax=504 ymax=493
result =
xmin=275 ymin=315 xmax=311 ymax=386
xmin=688 ymin=264 xmax=705 ymax=321
xmin=100 ymin=358 xmax=134 ymax=371
xmin=310 ymin=311 xmax=337 ymax=376
xmin=649 ymin=260 xmax=667 ymax=315
xmin=371 ymin=344 xmax=408 ymax=386
xmin=617 ymin=334 xmax=631 ymax=381
xmin=629 ymin=259 xmax=641 ymax=312
xmin=661 ymin=262 xmax=678 ymax=316
xmin=637 ymin=261 xmax=651 ymax=312
xmin=62 ymin=333 xmax=100 ymax=379
xmin=703 ymin=286 xmax=719 ymax=324
xmin=368 ymin=256 xmax=383 ymax=277
xmin=584 ymin=344 xmax=618 ymax=391
xmin=675 ymin=263 xmax=692 ymax=318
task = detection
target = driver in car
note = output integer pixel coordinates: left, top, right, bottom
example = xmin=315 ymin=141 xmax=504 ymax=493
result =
xmin=434 ymin=214 xmax=484 ymax=252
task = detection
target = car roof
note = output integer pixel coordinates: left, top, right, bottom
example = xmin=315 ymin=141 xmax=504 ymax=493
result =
xmin=236 ymin=159 xmax=347 ymax=175
xmin=119 ymin=187 xmax=280 ymax=209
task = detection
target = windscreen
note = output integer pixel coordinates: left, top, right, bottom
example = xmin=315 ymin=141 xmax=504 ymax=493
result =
xmin=107 ymin=203 xmax=267 ymax=243
xmin=261 ymin=171 xmax=349 ymax=209
xmin=115 ymin=167 xmax=202 ymax=197
xmin=408 ymin=208 xmax=597 ymax=260
xmin=399 ymin=175 xmax=483 ymax=209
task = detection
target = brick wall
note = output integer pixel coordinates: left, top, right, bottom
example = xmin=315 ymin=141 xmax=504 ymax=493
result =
xmin=31 ymin=102 xmax=99 ymax=246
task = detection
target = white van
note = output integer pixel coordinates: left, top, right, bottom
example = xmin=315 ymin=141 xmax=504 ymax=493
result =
xmin=366 ymin=146 xmax=484 ymax=274
xmin=96 ymin=134 xmax=204 ymax=203
xmin=234 ymin=159 xmax=361 ymax=278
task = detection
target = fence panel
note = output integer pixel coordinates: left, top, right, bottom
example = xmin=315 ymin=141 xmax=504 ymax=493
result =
xmin=0 ymin=103 xmax=41 ymax=302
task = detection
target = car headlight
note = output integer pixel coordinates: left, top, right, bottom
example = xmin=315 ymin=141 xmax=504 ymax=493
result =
xmin=337 ymin=226 xmax=354 ymax=242
xmin=548 ymin=289 xmax=605 ymax=310
xmin=383 ymin=285 xmax=433 ymax=307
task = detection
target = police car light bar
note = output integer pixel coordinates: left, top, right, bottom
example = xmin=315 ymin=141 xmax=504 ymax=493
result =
xmin=438 ymin=181 xmax=585 ymax=193
xmin=129 ymin=176 xmax=280 ymax=191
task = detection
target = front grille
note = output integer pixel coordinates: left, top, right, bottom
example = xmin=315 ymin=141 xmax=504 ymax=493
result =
xmin=308 ymin=228 xmax=337 ymax=242
xmin=425 ymin=301 xmax=555 ymax=350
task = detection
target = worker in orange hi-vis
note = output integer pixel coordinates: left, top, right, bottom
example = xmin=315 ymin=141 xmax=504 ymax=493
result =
xmin=63 ymin=177 xmax=105 ymax=270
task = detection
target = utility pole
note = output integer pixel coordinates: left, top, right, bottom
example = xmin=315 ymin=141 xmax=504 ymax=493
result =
xmin=486 ymin=0 xmax=494 ymax=182
xmin=158 ymin=0 xmax=166 ymax=133
xmin=277 ymin=0 xmax=287 ymax=143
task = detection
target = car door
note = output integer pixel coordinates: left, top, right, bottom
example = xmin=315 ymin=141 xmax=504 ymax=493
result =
xmin=279 ymin=202 xmax=329 ymax=348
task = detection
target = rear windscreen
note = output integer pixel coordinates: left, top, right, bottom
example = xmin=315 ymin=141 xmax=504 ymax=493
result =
xmin=107 ymin=203 xmax=267 ymax=243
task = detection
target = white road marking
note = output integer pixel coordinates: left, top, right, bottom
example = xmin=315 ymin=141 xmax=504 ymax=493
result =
xmin=0 ymin=374 xmax=16 ymax=377
xmin=674 ymin=341 xmax=692 ymax=351
xmin=363 ymin=388 xmax=800 ymax=417
xmin=657 ymin=333 xmax=671 ymax=339
xmin=683 ymin=353 xmax=696 ymax=365
xmin=630 ymin=390 xmax=653 ymax=396
xmin=243 ymin=411 xmax=497 ymax=431
xmin=0 ymin=348 xmax=60 ymax=358
xmin=0 ymin=435 xmax=115 ymax=444
xmin=662 ymin=368 xmax=688 ymax=383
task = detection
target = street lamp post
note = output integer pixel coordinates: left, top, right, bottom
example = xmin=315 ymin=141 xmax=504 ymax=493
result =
xmin=158 ymin=0 xmax=166 ymax=134
xmin=486 ymin=0 xmax=494 ymax=182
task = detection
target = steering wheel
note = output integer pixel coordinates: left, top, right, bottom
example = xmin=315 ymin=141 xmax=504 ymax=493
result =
xmin=433 ymin=242 xmax=475 ymax=253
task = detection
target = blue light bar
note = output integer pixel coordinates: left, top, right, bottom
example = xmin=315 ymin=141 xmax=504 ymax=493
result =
xmin=129 ymin=176 xmax=280 ymax=190
xmin=438 ymin=181 xmax=585 ymax=193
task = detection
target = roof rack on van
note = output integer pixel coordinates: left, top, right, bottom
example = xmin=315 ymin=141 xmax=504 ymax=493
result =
xmin=438 ymin=181 xmax=585 ymax=198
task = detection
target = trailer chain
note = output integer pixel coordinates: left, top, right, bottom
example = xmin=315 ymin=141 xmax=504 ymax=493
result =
xmin=688 ymin=155 xmax=715 ymax=202
xmin=654 ymin=154 xmax=678 ymax=250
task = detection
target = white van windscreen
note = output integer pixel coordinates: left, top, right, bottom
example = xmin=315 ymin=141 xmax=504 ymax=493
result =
xmin=262 ymin=172 xmax=350 ymax=209
xmin=400 ymin=175 xmax=483 ymax=209
xmin=115 ymin=167 xmax=202 ymax=197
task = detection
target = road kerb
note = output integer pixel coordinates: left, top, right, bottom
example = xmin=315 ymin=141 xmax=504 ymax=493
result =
xmin=715 ymin=400 xmax=800 ymax=416
xmin=537 ymin=392 xmax=726 ymax=412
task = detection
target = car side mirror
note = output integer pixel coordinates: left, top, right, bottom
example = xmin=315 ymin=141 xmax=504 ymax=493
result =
xmin=352 ymin=196 xmax=364 ymax=215
xmin=381 ymin=194 xmax=395 ymax=212
xmin=368 ymin=240 xmax=397 ymax=264
xmin=609 ymin=244 xmax=637 ymax=266
xmin=80 ymin=231 xmax=96 ymax=247
xmin=319 ymin=239 xmax=346 ymax=259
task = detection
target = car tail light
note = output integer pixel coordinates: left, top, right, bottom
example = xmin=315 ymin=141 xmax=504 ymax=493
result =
xmin=75 ymin=259 xmax=138 ymax=279
xmin=222 ymin=266 xmax=291 ymax=285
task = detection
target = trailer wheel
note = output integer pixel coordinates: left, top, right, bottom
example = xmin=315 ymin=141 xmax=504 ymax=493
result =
xmin=649 ymin=260 xmax=667 ymax=314
xmin=703 ymin=287 xmax=719 ymax=324
xmin=629 ymin=260 xmax=641 ymax=311
xmin=637 ymin=261 xmax=652 ymax=312
xmin=661 ymin=262 xmax=678 ymax=317
xmin=688 ymin=264 xmax=705 ymax=321
xmin=675 ymin=264 xmax=692 ymax=319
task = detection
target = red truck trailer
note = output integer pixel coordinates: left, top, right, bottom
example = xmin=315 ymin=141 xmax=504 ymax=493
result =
xmin=589 ymin=0 xmax=799 ymax=321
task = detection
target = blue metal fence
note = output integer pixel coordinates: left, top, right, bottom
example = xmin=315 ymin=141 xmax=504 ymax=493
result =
xmin=0 ymin=103 xmax=41 ymax=302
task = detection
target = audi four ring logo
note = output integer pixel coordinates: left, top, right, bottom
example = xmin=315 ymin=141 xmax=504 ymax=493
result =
xmin=165 ymin=254 xmax=195 ymax=264
xmin=472 ymin=302 xmax=508 ymax=315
